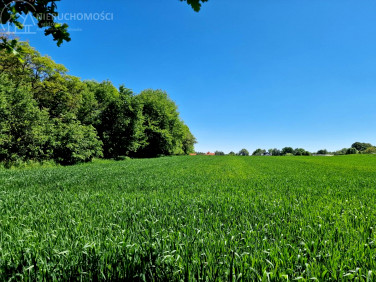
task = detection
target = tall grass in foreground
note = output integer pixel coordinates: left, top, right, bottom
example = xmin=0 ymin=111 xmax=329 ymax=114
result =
xmin=0 ymin=155 xmax=375 ymax=280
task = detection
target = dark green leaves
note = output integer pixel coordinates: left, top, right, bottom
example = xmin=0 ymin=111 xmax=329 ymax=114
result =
xmin=44 ymin=23 xmax=71 ymax=47
xmin=180 ymin=0 xmax=209 ymax=12
xmin=0 ymin=0 xmax=71 ymax=50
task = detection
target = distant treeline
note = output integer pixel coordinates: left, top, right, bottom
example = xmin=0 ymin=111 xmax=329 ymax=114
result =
xmin=206 ymin=142 xmax=376 ymax=156
xmin=0 ymin=41 xmax=196 ymax=165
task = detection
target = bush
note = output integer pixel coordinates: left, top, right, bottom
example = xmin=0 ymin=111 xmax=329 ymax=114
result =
xmin=334 ymin=148 xmax=348 ymax=155
xmin=363 ymin=147 xmax=376 ymax=154
xmin=52 ymin=115 xmax=103 ymax=165
xmin=1 ymin=159 xmax=57 ymax=170
xmin=346 ymin=148 xmax=358 ymax=155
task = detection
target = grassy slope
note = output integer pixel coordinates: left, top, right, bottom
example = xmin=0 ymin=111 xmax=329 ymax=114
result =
xmin=1 ymin=155 xmax=376 ymax=280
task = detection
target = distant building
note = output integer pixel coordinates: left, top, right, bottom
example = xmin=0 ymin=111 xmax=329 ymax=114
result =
xmin=262 ymin=152 xmax=272 ymax=156
xmin=191 ymin=152 xmax=215 ymax=156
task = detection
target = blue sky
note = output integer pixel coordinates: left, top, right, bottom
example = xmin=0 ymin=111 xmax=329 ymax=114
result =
xmin=15 ymin=0 xmax=376 ymax=153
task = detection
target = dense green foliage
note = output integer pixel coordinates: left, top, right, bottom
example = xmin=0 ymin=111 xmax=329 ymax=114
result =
xmin=0 ymin=41 xmax=196 ymax=164
xmin=269 ymin=148 xmax=282 ymax=156
xmin=364 ymin=146 xmax=376 ymax=154
xmin=352 ymin=142 xmax=373 ymax=153
xmin=252 ymin=149 xmax=266 ymax=156
xmin=316 ymin=149 xmax=328 ymax=155
xmin=281 ymin=147 xmax=294 ymax=155
xmin=249 ymin=148 xmax=309 ymax=157
xmin=238 ymin=148 xmax=249 ymax=156
xmin=332 ymin=143 xmax=375 ymax=156
xmin=135 ymin=89 xmax=193 ymax=158
xmin=219 ymin=143 xmax=375 ymax=157
xmin=0 ymin=155 xmax=375 ymax=280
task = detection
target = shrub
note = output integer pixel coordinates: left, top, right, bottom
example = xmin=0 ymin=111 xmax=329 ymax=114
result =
xmin=363 ymin=147 xmax=376 ymax=154
xmin=52 ymin=115 xmax=103 ymax=165
xmin=346 ymin=148 xmax=358 ymax=155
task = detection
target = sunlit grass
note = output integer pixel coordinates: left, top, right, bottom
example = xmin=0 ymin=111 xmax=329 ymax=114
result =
xmin=0 ymin=155 xmax=375 ymax=280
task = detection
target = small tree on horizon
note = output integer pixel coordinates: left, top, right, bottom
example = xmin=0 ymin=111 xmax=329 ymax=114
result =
xmin=238 ymin=149 xmax=249 ymax=156
xmin=270 ymin=148 xmax=282 ymax=156
xmin=317 ymin=149 xmax=328 ymax=155
xmin=294 ymin=148 xmax=310 ymax=156
xmin=282 ymin=147 xmax=294 ymax=155
xmin=351 ymin=142 xmax=373 ymax=152
xmin=252 ymin=149 xmax=266 ymax=156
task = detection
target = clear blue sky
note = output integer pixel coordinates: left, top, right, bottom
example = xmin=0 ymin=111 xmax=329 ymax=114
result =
xmin=16 ymin=0 xmax=376 ymax=153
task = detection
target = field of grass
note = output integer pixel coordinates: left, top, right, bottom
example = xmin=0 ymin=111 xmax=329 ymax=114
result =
xmin=1 ymin=155 xmax=376 ymax=280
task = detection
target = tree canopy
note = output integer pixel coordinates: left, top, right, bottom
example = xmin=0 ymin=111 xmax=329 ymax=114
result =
xmin=351 ymin=142 xmax=373 ymax=152
xmin=252 ymin=148 xmax=266 ymax=156
xmin=0 ymin=40 xmax=196 ymax=165
xmin=281 ymin=147 xmax=294 ymax=155
xmin=238 ymin=149 xmax=249 ymax=156
xmin=316 ymin=149 xmax=328 ymax=155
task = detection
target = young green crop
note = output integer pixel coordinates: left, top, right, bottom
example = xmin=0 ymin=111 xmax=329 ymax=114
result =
xmin=0 ymin=155 xmax=375 ymax=280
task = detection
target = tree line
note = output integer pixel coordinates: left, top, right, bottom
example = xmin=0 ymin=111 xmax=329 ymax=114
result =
xmin=0 ymin=41 xmax=196 ymax=165
xmin=209 ymin=142 xmax=376 ymax=156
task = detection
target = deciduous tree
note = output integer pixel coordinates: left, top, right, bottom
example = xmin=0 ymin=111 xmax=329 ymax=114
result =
xmin=252 ymin=148 xmax=266 ymax=156
xmin=238 ymin=148 xmax=249 ymax=156
xmin=351 ymin=142 xmax=373 ymax=152
xmin=282 ymin=147 xmax=294 ymax=155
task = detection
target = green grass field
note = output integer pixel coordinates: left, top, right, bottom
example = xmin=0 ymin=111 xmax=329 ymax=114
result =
xmin=1 ymin=155 xmax=376 ymax=281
